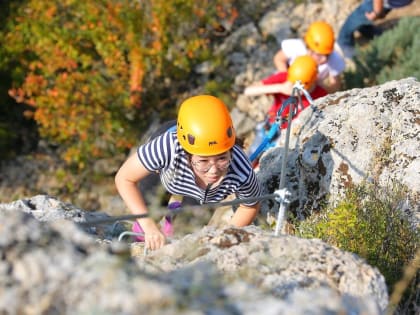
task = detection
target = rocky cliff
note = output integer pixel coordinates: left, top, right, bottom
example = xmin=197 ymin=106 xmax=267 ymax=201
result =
xmin=1 ymin=195 xmax=388 ymax=314
xmin=252 ymin=77 xmax=420 ymax=226
xmin=1 ymin=76 xmax=418 ymax=315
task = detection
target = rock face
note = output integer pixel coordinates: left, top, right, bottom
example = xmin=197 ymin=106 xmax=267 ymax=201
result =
xmin=254 ymin=78 xmax=420 ymax=224
xmin=210 ymin=1 xmax=419 ymax=226
xmin=0 ymin=195 xmax=388 ymax=315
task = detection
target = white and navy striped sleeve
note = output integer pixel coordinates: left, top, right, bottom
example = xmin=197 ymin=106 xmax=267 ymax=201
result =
xmin=137 ymin=131 xmax=174 ymax=172
xmin=231 ymin=145 xmax=262 ymax=206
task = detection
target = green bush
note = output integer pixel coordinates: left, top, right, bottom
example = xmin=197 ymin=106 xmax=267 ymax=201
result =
xmin=0 ymin=0 xmax=237 ymax=169
xmin=297 ymin=181 xmax=419 ymax=311
xmin=343 ymin=17 xmax=420 ymax=89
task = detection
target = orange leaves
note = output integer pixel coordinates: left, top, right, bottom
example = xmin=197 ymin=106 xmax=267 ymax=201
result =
xmin=115 ymin=138 xmax=133 ymax=149
xmin=63 ymin=147 xmax=83 ymax=166
xmin=8 ymin=74 xmax=45 ymax=106
xmin=129 ymin=47 xmax=144 ymax=108
xmin=216 ymin=4 xmax=238 ymax=21
xmin=45 ymin=6 xmax=57 ymax=20
xmin=23 ymin=110 xmax=35 ymax=119
xmin=3 ymin=0 xmax=238 ymax=170
xmin=47 ymin=88 xmax=58 ymax=97
xmin=210 ymin=4 xmax=238 ymax=35
xmin=150 ymin=11 xmax=163 ymax=54
xmin=25 ymin=74 xmax=46 ymax=90
xmin=29 ymin=61 xmax=43 ymax=71
xmin=8 ymin=87 xmax=26 ymax=104
xmin=193 ymin=7 xmax=206 ymax=18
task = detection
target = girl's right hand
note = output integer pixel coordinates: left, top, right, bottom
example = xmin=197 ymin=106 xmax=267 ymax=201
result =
xmin=139 ymin=218 xmax=166 ymax=250
xmin=144 ymin=230 xmax=166 ymax=250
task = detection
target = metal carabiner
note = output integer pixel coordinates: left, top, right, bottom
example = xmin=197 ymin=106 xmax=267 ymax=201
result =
xmin=293 ymin=81 xmax=316 ymax=110
xmin=276 ymin=96 xmax=298 ymax=118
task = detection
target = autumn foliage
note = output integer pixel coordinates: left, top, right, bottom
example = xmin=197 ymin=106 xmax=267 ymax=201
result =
xmin=2 ymin=0 xmax=237 ymax=168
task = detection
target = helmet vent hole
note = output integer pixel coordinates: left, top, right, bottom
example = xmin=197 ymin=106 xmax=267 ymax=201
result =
xmin=227 ymin=127 xmax=233 ymax=138
xmin=187 ymin=134 xmax=195 ymax=145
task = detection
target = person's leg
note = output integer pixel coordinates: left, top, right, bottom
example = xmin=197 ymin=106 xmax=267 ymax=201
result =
xmin=360 ymin=7 xmax=392 ymax=39
xmin=338 ymin=0 xmax=374 ymax=49
xmin=132 ymin=194 xmax=183 ymax=242
xmin=160 ymin=195 xmax=183 ymax=237
xmin=132 ymin=221 xmax=145 ymax=242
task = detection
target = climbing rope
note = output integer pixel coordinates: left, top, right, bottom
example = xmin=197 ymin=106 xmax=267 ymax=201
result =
xmin=248 ymin=81 xmax=315 ymax=235
xmin=275 ymin=81 xmax=316 ymax=235
xmin=79 ymin=192 xmax=283 ymax=228
xmin=79 ymin=190 xmax=289 ymax=256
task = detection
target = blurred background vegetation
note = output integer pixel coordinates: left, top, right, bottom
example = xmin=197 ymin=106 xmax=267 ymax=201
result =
xmin=0 ymin=0 xmax=239 ymax=168
xmin=343 ymin=16 xmax=420 ymax=89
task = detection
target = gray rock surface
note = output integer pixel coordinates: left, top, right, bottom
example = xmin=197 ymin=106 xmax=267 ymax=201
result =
xmin=255 ymin=78 xmax=419 ymax=226
xmin=0 ymin=195 xmax=387 ymax=314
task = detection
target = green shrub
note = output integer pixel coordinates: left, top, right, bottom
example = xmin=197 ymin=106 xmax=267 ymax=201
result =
xmin=343 ymin=17 xmax=420 ymax=89
xmin=0 ymin=0 xmax=237 ymax=169
xmin=297 ymin=181 xmax=419 ymax=311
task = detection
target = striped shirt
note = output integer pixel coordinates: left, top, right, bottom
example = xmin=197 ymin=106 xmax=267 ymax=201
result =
xmin=137 ymin=130 xmax=261 ymax=206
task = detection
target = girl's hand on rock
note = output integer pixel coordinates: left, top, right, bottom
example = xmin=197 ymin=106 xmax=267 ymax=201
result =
xmin=144 ymin=231 xmax=166 ymax=250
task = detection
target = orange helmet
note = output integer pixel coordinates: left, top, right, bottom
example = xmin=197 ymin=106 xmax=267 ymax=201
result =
xmin=177 ymin=95 xmax=235 ymax=155
xmin=287 ymin=55 xmax=318 ymax=90
xmin=304 ymin=21 xmax=335 ymax=55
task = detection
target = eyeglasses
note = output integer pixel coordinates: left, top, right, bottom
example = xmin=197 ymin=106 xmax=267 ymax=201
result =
xmin=190 ymin=155 xmax=231 ymax=173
